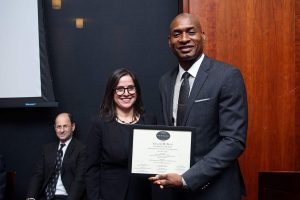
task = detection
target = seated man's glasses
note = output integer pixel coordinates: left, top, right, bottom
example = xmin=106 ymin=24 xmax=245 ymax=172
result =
xmin=55 ymin=125 xmax=72 ymax=130
xmin=115 ymin=86 xmax=136 ymax=95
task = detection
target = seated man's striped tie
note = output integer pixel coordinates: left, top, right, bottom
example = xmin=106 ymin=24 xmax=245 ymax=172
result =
xmin=45 ymin=143 xmax=65 ymax=200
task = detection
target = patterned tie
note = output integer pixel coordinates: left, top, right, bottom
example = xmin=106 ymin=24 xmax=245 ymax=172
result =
xmin=177 ymin=72 xmax=190 ymax=126
xmin=45 ymin=143 xmax=65 ymax=200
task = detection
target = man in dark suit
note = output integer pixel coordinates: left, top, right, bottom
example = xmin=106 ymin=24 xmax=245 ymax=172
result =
xmin=26 ymin=113 xmax=86 ymax=200
xmin=149 ymin=13 xmax=248 ymax=200
xmin=0 ymin=155 xmax=6 ymax=200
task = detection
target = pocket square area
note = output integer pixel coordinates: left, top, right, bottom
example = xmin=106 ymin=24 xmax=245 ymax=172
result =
xmin=194 ymin=98 xmax=211 ymax=102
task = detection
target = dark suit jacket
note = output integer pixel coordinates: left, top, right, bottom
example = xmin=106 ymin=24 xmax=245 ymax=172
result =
xmin=0 ymin=155 xmax=5 ymax=200
xmin=27 ymin=138 xmax=87 ymax=200
xmin=86 ymin=113 xmax=156 ymax=200
xmin=159 ymin=56 xmax=248 ymax=200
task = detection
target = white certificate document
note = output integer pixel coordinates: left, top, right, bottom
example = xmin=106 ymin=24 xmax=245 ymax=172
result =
xmin=130 ymin=125 xmax=193 ymax=175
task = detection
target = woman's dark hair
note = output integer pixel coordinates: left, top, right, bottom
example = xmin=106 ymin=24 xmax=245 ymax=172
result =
xmin=100 ymin=68 xmax=144 ymax=121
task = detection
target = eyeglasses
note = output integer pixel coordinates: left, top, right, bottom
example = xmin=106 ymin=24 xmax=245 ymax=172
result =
xmin=115 ymin=86 xmax=136 ymax=95
xmin=55 ymin=125 xmax=72 ymax=130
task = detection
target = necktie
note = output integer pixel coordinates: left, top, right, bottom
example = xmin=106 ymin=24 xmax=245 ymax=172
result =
xmin=45 ymin=143 xmax=65 ymax=200
xmin=176 ymin=72 xmax=190 ymax=126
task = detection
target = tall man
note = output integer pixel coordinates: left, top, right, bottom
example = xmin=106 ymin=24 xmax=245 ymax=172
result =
xmin=27 ymin=113 xmax=86 ymax=200
xmin=149 ymin=13 xmax=248 ymax=200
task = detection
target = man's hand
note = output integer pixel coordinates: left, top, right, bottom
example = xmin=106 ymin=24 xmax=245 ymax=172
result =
xmin=148 ymin=173 xmax=183 ymax=189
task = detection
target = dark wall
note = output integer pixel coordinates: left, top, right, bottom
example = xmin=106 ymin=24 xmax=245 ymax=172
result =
xmin=0 ymin=0 xmax=178 ymax=199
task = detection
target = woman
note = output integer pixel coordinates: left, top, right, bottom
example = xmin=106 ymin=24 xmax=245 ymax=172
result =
xmin=86 ymin=68 xmax=156 ymax=200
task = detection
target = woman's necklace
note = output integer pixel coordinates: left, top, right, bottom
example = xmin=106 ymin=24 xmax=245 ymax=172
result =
xmin=116 ymin=116 xmax=136 ymax=124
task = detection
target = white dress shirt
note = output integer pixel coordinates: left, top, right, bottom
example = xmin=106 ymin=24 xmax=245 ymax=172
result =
xmin=172 ymin=54 xmax=204 ymax=125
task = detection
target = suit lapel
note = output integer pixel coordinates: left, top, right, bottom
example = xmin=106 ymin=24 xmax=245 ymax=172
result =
xmin=61 ymin=139 xmax=75 ymax=175
xmin=49 ymin=144 xmax=58 ymax=169
xmin=166 ymin=68 xmax=178 ymax=125
xmin=183 ymin=56 xmax=211 ymax=125
xmin=44 ymin=143 xmax=59 ymax=187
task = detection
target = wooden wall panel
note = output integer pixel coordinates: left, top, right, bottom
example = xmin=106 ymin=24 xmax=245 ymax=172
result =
xmin=180 ymin=1 xmax=297 ymax=200
xmin=295 ymin=0 xmax=300 ymax=171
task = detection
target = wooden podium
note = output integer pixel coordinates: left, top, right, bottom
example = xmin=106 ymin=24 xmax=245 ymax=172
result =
xmin=259 ymin=171 xmax=300 ymax=200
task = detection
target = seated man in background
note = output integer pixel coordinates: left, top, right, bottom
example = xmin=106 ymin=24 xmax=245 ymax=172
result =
xmin=26 ymin=113 xmax=86 ymax=200
xmin=0 ymin=155 xmax=6 ymax=200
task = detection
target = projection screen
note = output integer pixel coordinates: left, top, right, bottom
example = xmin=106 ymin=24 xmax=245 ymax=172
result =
xmin=0 ymin=0 xmax=57 ymax=108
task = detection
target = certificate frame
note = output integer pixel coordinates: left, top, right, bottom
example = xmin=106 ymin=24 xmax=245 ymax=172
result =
xmin=129 ymin=125 xmax=195 ymax=176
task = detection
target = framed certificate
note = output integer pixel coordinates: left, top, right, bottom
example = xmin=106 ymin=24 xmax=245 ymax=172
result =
xmin=129 ymin=125 xmax=194 ymax=175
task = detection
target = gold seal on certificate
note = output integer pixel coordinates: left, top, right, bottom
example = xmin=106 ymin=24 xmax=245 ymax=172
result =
xmin=130 ymin=125 xmax=194 ymax=175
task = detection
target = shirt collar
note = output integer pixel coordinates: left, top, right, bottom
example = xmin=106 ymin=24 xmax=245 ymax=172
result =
xmin=60 ymin=137 xmax=72 ymax=148
xmin=178 ymin=54 xmax=204 ymax=78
